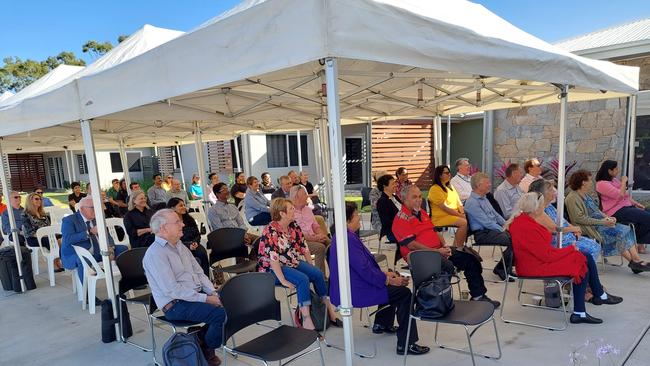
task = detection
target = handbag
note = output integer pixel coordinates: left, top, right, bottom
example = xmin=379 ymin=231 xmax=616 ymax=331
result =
xmin=415 ymin=273 xmax=455 ymax=318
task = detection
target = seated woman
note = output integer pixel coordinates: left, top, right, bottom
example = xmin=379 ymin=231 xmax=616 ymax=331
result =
xmin=528 ymin=179 xmax=601 ymax=263
xmin=22 ymin=193 xmax=63 ymax=271
xmin=566 ymin=170 xmax=649 ymax=273
xmin=329 ymin=202 xmax=429 ymax=355
xmin=189 ymin=174 xmax=203 ymax=200
xmin=369 ymin=170 xmax=388 ymax=233
xmin=596 ymin=160 xmax=650 ymax=253
xmin=427 ymin=165 xmax=468 ymax=250
xmin=257 ymin=198 xmax=339 ymax=330
xmin=376 ymin=174 xmax=402 ymax=242
xmin=507 ymin=193 xmax=622 ymax=324
xmin=244 ymin=176 xmax=272 ymax=226
xmin=166 ymin=198 xmax=210 ymax=276
xmin=123 ymin=190 xmax=155 ymax=248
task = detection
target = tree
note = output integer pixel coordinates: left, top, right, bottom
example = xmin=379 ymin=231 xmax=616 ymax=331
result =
xmin=117 ymin=35 xmax=129 ymax=43
xmin=82 ymin=40 xmax=114 ymax=58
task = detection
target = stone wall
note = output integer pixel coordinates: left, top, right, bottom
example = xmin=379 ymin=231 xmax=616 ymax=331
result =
xmin=618 ymin=56 xmax=650 ymax=91
xmin=493 ymin=97 xmax=627 ymax=178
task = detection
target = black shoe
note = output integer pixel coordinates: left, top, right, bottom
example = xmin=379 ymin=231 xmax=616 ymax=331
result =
xmin=372 ymin=324 xmax=398 ymax=334
xmin=569 ymin=313 xmax=603 ymax=324
xmin=329 ymin=318 xmax=343 ymax=327
xmin=492 ymin=268 xmax=515 ymax=282
xmin=591 ymin=293 xmax=623 ymax=305
xmin=396 ymin=343 xmax=430 ymax=355
xmin=628 ymin=261 xmax=646 ymax=274
xmin=95 ymin=297 xmax=102 ymax=306
xmin=471 ymin=295 xmax=500 ymax=309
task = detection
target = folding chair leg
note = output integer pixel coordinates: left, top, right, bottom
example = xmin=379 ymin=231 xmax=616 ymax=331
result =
xmin=433 ymin=318 xmax=502 ymax=362
xmin=322 ymin=307 xmax=377 ymax=358
xmin=501 ymin=277 xmax=571 ymax=331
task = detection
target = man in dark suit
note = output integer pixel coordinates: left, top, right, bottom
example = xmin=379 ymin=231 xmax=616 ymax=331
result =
xmin=61 ymin=197 xmax=128 ymax=281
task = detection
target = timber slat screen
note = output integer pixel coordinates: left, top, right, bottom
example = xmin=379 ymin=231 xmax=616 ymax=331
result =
xmin=207 ymin=141 xmax=234 ymax=174
xmin=8 ymin=153 xmax=47 ymax=192
xmin=158 ymin=146 xmax=176 ymax=176
xmin=371 ymin=120 xmax=434 ymax=189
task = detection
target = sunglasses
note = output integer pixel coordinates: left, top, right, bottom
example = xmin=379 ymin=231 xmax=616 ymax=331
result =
xmin=33 ymin=197 xmax=42 ymax=201
xmin=12 ymin=196 xmax=20 ymax=199
xmin=35 ymin=191 xmax=43 ymax=194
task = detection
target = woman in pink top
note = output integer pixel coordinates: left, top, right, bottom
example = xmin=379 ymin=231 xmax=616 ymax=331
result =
xmin=595 ymin=160 xmax=650 ymax=249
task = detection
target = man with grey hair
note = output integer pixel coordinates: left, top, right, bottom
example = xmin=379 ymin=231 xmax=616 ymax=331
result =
xmin=143 ymin=209 xmax=224 ymax=366
xmin=464 ymin=173 xmax=514 ymax=281
xmin=494 ymin=163 xmax=524 ymax=219
xmin=450 ymin=157 xmax=472 ymax=202
xmin=271 ymin=175 xmax=292 ymax=200
xmin=290 ymin=185 xmax=329 ymax=273
xmin=1 ymin=191 xmax=25 ymax=245
xmin=166 ymin=179 xmax=189 ymax=204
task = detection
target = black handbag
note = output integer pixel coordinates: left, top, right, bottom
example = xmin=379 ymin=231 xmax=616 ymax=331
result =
xmin=415 ymin=273 xmax=455 ymax=318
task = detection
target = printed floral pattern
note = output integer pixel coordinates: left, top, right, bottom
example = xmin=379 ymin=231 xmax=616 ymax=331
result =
xmin=257 ymin=221 xmax=307 ymax=272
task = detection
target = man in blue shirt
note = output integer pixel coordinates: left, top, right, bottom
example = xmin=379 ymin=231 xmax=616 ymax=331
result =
xmin=464 ymin=172 xmax=514 ymax=281
xmin=1 ymin=191 xmax=25 ymax=245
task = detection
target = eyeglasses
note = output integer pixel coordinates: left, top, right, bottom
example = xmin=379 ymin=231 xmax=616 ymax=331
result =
xmin=11 ymin=196 xmax=20 ymax=199
xmin=35 ymin=191 xmax=43 ymax=194
xmin=441 ymin=171 xmax=451 ymax=175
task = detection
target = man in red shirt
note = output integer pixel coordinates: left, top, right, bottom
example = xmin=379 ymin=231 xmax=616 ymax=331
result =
xmin=392 ymin=185 xmax=500 ymax=308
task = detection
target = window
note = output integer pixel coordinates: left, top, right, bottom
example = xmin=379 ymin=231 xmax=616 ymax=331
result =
xmin=288 ymin=135 xmax=309 ymax=166
xmin=266 ymin=135 xmax=287 ymax=168
xmin=633 ymin=115 xmax=650 ymax=190
xmin=76 ymin=154 xmax=88 ymax=174
xmin=108 ymin=152 xmax=142 ymax=173
xmin=266 ymin=134 xmax=309 ymax=168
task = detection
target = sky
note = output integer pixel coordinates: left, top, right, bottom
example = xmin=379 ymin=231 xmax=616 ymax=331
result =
xmin=2 ymin=0 xmax=650 ymax=64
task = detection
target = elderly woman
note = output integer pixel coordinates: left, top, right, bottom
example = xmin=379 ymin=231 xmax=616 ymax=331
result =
xmin=394 ymin=167 xmax=411 ymax=202
xmin=329 ymin=202 xmax=429 ymax=355
xmin=290 ymin=185 xmax=329 ymax=274
xmin=23 ymin=193 xmax=63 ymax=271
xmin=427 ymin=165 xmax=468 ymax=250
xmin=244 ymin=176 xmax=272 ymax=226
xmin=596 ymin=160 xmax=650 ymax=252
xmin=123 ymin=190 xmax=155 ymax=248
xmin=376 ymin=174 xmax=402 ymax=242
xmin=257 ymin=198 xmax=339 ymax=330
xmin=507 ymin=193 xmax=622 ymax=324
xmin=528 ymin=179 xmax=601 ymax=263
xmin=166 ymin=197 xmax=210 ymax=276
xmin=566 ymin=170 xmax=649 ymax=273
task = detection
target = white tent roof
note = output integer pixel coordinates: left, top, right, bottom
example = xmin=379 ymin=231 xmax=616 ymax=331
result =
xmin=0 ymin=91 xmax=14 ymax=103
xmin=0 ymin=0 xmax=639 ymax=152
xmin=0 ymin=65 xmax=84 ymax=107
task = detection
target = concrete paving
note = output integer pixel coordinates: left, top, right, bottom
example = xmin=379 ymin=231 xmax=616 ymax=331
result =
xmin=2 ymin=235 xmax=649 ymax=366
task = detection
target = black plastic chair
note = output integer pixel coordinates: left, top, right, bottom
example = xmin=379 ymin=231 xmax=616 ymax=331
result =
xmin=220 ymin=272 xmax=325 ymax=366
xmin=360 ymin=187 xmax=372 ymax=208
xmin=404 ymin=250 xmax=501 ymax=366
xmin=207 ymin=228 xmax=256 ymax=278
xmin=115 ymin=248 xmax=153 ymax=352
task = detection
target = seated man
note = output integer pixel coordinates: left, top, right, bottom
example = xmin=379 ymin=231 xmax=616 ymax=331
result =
xmin=143 ymin=209 xmax=224 ymax=366
xmin=494 ymin=163 xmax=523 ymax=219
xmin=1 ymin=191 xmax=26 ymax=245
xmin=392 ymin=185 xmax=500 ymax=308
xmin=463 ymin=172 xmax=515 ymax=281
xmin=147 ymin=173 xmax=168 ymax=210
xmin=207 ymin=182 xmax=258 ymax=246
xmin=166 ymin=179 xmax=189 ymax=204
xmin=290 ymin=185 xmax=329 ymax=274
xmin=61 ymin=197 xmax=128 ymax=282
xmin=34 ymin=186 xmax=54 ymax=207
xmin=519 ymin=158 xmax=542 ymax=193
xmin=450 ymin=157 xmax=472 ymax=202
xmin=271 ymin=175 xmax=292 ymax=200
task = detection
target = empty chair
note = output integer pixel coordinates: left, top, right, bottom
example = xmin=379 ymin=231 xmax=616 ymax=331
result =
xmin=73 ymin=246 xmax=121 ymax=314
xmin=188 ymin=211 xmax=210 ymax=245
xmin=115 ymin=248 xmax=153 ymax=352
xmin=207 ymin=228 xmax=256 ymax=279
xmin=35 ymin=224 xmax=62 ymax=286
xmin=44 ymin=206 xmax=71 ymax=225
xmin=106 ymin=217 xmax=130 ymax=248
xmin=404 ymin=250 xmax=501 ymax=366
xmin=220 ymin=272 xmax=325 ymax=366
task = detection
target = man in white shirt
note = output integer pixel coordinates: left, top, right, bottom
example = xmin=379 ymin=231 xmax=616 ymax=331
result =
xmin=450 ymin=157 xmax=472 ymax=202
xmin=143 ymin=209 xmax=224 ymax=366
xmin=519 ymin=158 xmax=543 ymax=193
xmin=494 ymin=163 xmax=524 ymax=219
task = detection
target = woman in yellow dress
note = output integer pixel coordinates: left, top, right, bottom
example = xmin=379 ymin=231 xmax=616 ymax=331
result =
xmin=427 ymin=165 xmax=468 ymax=249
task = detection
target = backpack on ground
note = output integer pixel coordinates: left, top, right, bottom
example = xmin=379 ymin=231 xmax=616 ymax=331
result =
xmin=415 ymin=272 xmax=455 ymax=318
xmin=162 ymin=332 xmax=209 ymax=366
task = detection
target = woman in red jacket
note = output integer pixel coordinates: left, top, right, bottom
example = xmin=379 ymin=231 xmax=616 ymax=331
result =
xmin=507 ymin=192 xmax=622 ymax=324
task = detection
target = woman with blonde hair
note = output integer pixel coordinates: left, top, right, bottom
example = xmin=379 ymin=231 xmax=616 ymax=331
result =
xmin=257 ymin=197 xmax=340 ymax=329
xmin=508 ymin=193 xmax=622 ymax=324
xmin=23 ymin=193 xmax=63 ymax=270
xmin=123 ymin=190 xmax=155 ymax=248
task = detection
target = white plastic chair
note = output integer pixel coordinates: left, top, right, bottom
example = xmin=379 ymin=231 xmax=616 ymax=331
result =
xmin=35 ymin=224 xmax=62 ymax=286
xmin=188 ymin=200 xmax=206 ymax=215
xmin=44 ymin=206 xmax=71 ymax=225
xmin=238 ymin=201 xmax=264 ymax=235
xmin=105 ymin=217 xmax=130 ymax=248
xmin=72 ymin=246 xmax=121 ymax=314
xmin=188 ymin=211 xmax=210 ymax=247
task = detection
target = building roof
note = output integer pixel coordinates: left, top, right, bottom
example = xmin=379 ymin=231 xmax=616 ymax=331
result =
xmin=555 ymin=17 xmax=650 ymax=59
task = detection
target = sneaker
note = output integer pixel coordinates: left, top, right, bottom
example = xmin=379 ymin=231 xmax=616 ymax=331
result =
xmin=396 ymin=343 xmax=430 ymax=355
xmin=471 ymin=295 xmax=500 ymax=308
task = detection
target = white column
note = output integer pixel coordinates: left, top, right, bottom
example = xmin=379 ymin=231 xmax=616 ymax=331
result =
xmin=296 ymin=130 xmax=303 ymax=172
xmin=118 ymin=137 xmax=132 ymax=195
xmin=325 ymin=57 xmax=354 ymax=366
xmin=80 ymin=119 xmax=119 ymax=337
xmin=69 ymin=150 xmax=78 ymax=182
xmin=194 ymin=122 xmax=210 ymax=210
xmin=319 ymin=115 xmax=333 ymax=207
xmin=627 ymin=94 xmax=638 ymax=193
xmin=446 ymin=115 xmax=451 ymax=167
xmin=64 ymin=147 xmax=74 ymax=188
xmin=556 ymin=86 xmax=569 ymax=247
xmin=233 ymin=136 xmax=241 ymax=173
xmin=0 ymin=139 xmax=26 ymax=292
xmin=176 ymin=143 xmax=187 ymax=190
xmin=312 ymin=128 xmax=323 ymax=183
